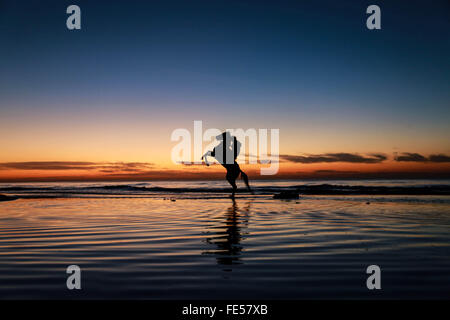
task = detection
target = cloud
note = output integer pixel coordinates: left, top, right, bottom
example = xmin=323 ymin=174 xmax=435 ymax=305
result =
xmin=243 ymin=153 xmax=279 ymax=164
xmin=280 ymin=153 xmax=387 ymax=164
xmin=394 ymin=153 xmax=427 ymax=162
xmin=0 ymin=161 xmax=154 ymax=171
xmin=394 ymin=153 xmax=450 ymax=163
xmin=428 ymin=154 xmax=450 ymax=163
xmin=176 ymin=161 xmax=216 ymax=166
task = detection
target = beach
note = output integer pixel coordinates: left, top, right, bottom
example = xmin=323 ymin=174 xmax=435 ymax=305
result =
xmin=0 ymin=180 xmax=449 ymax=299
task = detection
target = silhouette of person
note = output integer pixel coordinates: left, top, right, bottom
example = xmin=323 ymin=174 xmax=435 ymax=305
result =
xmin=202 ymin=132 xmax=251 ymax=198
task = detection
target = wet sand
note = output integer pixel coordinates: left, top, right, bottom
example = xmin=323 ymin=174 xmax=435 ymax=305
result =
xmin=0 ymin=195 xmax=449 ymax=299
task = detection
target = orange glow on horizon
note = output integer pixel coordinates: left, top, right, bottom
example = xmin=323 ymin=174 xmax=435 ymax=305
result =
xmin=1 ymin=160 xmax=449 ymax=182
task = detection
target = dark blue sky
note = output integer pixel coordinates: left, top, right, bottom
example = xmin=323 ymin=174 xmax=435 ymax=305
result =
xmin=0 ymin=0 xmax=449 ymax=162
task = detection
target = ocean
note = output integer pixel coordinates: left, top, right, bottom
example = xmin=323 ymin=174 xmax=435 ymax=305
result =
xmin=0 ymin=180 xmax=449 ymax=299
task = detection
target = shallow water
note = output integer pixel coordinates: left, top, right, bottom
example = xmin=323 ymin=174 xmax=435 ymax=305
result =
xmin=0 ymin=193 xmax=449 ymax=299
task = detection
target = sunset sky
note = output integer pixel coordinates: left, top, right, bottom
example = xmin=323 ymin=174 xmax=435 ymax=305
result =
xmin=0 ymin=0 xmax=449 ymax=181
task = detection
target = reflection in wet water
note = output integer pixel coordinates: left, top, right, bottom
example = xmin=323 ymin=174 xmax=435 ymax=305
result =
xmin=0 ymin=196 xmax=449 ymax=299
xmin=203 ymin=199 xmax=251 ymax=269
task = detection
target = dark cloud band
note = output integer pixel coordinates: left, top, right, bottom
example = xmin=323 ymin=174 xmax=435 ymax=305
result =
xmin=280 ymin=153 xmax=387 ymax=164
xmin=394 ymin=153 xmax=450 ymax=163
xmin=0 ymin=161 xmax=154 ymax=171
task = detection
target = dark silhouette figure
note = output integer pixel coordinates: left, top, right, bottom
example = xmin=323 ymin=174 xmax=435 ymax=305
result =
xmin=202 ymin=132 xmax=252 ymax=198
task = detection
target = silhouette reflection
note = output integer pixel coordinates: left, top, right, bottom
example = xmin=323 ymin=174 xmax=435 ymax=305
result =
xmin=203 ymin=199 xmax=251 ymax=269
